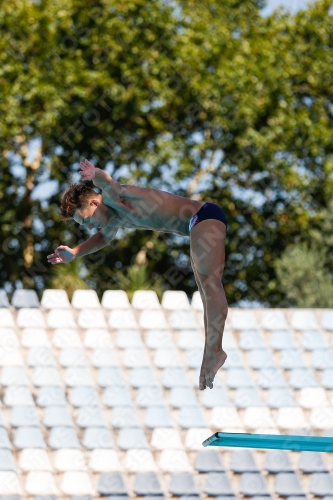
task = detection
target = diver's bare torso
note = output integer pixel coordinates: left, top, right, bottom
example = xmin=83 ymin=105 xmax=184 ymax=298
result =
xmin=103 ymin=184 xmax=205 ymax=236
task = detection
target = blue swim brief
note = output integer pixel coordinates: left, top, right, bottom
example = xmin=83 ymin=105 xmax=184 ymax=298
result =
xmin=188 ymin=202 xmax=228 ymax=235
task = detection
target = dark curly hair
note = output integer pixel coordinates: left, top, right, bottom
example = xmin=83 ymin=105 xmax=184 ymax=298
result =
xmin=60 ymin=183 xmax=97 ymax=221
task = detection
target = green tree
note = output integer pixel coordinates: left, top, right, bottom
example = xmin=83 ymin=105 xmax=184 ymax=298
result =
xmin=1 ymin=0 xmax=333 ymax=308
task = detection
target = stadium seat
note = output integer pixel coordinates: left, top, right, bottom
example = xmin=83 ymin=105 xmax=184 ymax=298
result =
xmin=0 ymin=289 xmax=9 ymax=307
xmin=91 ymin=348 xmax=119 ymax=367
xmin=14 ymin=427 xmax=46 ymax=449
xmin=37 ymin=386 xmax=67 ymax=406
xmin=130 ymin=367 xmax=157 ymax=387
xmin=76 ymin=405 xmax=107 ymax=428
xmin=78 ymin=309 xmax=107 ymax=329
xmin=162 ymin=291 xmax=190 ymax=310
xmin=201 ymin=387 xmax=232 ymax=409
xmin=298 ymin=451 xmax=328 ymax=473
xmin=231 ymin=310 xmax=258 ymax=330
xmin=239 ymin=330 xmax=266 ymax=350
xmin=132 ymin=290 xmax=161 ymax=310
xmin=70 ymin=387 xmax=99 ymax=407
xmin=54 ymin=449 xmax=87 ymax=471
xmin=0 ymin=428 xmax=11 ymax=449
xmin=60 ymin=471 xmax=94 ymax=495
xmin=210 ymin=407 xmax=243 ymax=431
xmin=322 ymin=368 xmax=333 ymax=389
xmin=249 ymin=349 xmax=275 ymax=370
xmin=47 ymin=309 xmax=77 ymax=328
xmin=145 ymin=329 xmax=174 ymax=349
xmin=226 ymin=368 xmax=254 ymax=388
xmin=230 ymin=450 xmax=259 ymax=473
xmin=19 ymin=448 xmax=52 ymax=471
xmin=84 ymin=328 xmax=112 ymax=349
xmin=151 ymin=428 xmax=183 ymax=450
xmin=298 ymin=387 xmax=328 ymax=408
xmin=154 ymin=348 xmax=181 ymax=368
xmin=195 ymin=450 xmax=225 ymax=473
xmin=133 ymin=472 xmax=163 ymax=496
xmin=17 ymin=308 xmax=45 ymax=328
xmin=260 ymin=310 xmax=289 ymax=330
xmin=41 ymin=289 xmax=71 ymax=309
xmin=301 ymin=330 xmax=327 ymax=350
xmin=116 ymin=329 xmax=144 ymax=348
xmin=4 ymin=386 xmax=34 ymax=406
xmin=234 ymin=387 xmax=264 ymax=409
xmin=109 ymin=309 xmax=138 ymax=329
xmin=280 ymin=348 xmax=307 ymax=369
xmin=185 ymin=348 xmax=203 ymax=369
xmin=48 ymin=427 xmax=80 ymax=449
xmin=103 ymin=386 xmax=133 ymax=407
xmin=22 ymin=327 xmax=50 ymax=347
xmin=204 ymin=472 xmax=234 ymax=496
xmin=52 ymin=328 xmax=82 ymax=348
xmin=12 ymin=289 xmax=39 ymax=308
xmin=168 ymin=310 xmax=199 ymax=330
xmin=10 ymin=406 xmax=39 ymax=427
xmin=43 ymin=406 xmax=75 ymax=428
xmin=276 ymin=407 xmax=309 ymax=430
xmin=309 ymin=473 xmax=333 ymax=496
xmin=136 ymin=386 xmax=166 ymax=407
xmin=275 ymin=472 xmax=305 ymax=496
xmin=25 ymin=471 xmax=58 ymax=495
xmin=0 ymin=449 xmax=16 ymax=470
xmin=33 ymin=367 xmax=62 ymax=387
xmin=98 ymin=367 xmax=126 ymax=387
xmin=122 ymin=348 xmax=150 ymax=368
xmin=89 ymin=449 xmax=123 ymax=472
xmin=177 ymin=330 xmax=204 ymax=350
xmin=138 ymin=310 xmax=168 ymax=329
xmin=222 ymin=348 xmax=244 ymax=369
xmin=72 ymin=290 xmax=100 ymax=309
xmin=162 ymin=367 xmax=190 ymax=388
xmin=82 ymin=427 xmax=114 ymax=449
xmin=289 ymin=368 xmax=318 ymax=389
xmin=178 ymin=406 xmax=207 ymax=429
xmin=112 ymin=405 xmax=141 ymax=428
xmin=124 ymin=449 xmax=157 ymax=472
xmin=311 ymin=349 xmax=333 ymax=369
xmin=0 ymin=309 xmax=15 ymax=327
xmin=240 ymin=473 xmax=269 ymax=496
xmin=145 ymin=406 xmax=174 ymax=428
xmin=102 ymin=290 xmax=131 ymax=309
xmin=27 ymin=346 xmax=55 ymax=367
xmin=59 ymin=348 xmax=86 ymax=367
xmin=1 ymin=366 xmax=29 ymax=386
xmin=270 ymin=330 xmax=296 ymax=350
xmin=321 ymin=310 xmax=333 ymax=331
xmin=98 ymin=472 xmax=128 ymax=495
xmin=185 ymin=428 xmax=212 ymax=451
xmin=243 ymin=407 xmax=276 ymax=431
xmin=118 ymin=427 xmax=149 ymax=450
xmin=169 ymin=387 xmax=198 ymax=408
xmin=291 ymin=310 xmax=319 ymax=330
xmin=191 ymin=291 xmax=204 ymax=311
xmin=267 ymin=387 xmax=296 ymax=408
xmin=169 ymin=473 xmax=199 ymax=496
xmin=310 ymin=407 xmax=333 ymax=430
xmin=158 ymin=450 xmax=192 ymax=472
xmin=264 ymin=450 xmax=294 ymax=473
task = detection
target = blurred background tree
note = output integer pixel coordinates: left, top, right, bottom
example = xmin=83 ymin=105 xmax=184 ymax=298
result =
xmin=1 ymin=0 xmax=333 ymax=306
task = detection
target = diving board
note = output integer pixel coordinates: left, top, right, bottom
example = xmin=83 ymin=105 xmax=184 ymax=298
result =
xmin=203 ymin=432 xmax=333 ymax=453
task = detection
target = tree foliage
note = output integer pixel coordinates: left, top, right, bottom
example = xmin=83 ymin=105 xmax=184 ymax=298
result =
xmin=1 ymin=0 xmax=333 ymax=306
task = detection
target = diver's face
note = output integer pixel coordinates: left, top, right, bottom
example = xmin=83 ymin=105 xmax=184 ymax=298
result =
xmin=73 ymin=199 xmax=106 ymax=230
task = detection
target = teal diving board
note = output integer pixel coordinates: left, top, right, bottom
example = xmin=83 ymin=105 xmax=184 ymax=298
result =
xmin=203 ymin=432 xmax=333 ymax=453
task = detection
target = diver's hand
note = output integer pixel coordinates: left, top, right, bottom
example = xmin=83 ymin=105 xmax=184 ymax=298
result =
xmin=47 ymin=246 xmax=76 ymax=264
xmin=79 ymin=159 xmax=96 ymax=181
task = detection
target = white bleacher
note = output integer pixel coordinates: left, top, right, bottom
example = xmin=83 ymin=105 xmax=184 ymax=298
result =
xmin=0 ymin=287 xmax=332 ymax=498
